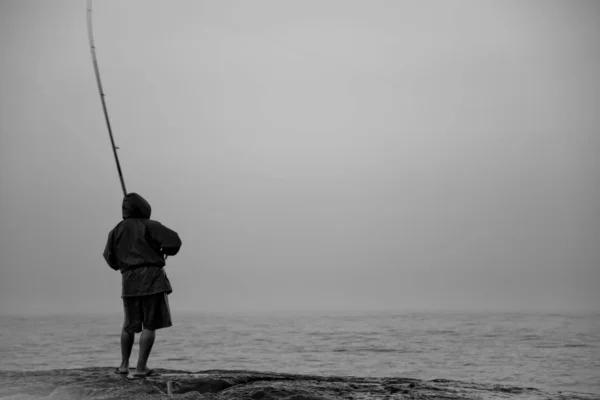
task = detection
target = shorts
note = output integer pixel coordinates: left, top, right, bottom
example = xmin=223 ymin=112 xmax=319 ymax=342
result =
xmin=122 ymin=292 xmax=172 ymax=333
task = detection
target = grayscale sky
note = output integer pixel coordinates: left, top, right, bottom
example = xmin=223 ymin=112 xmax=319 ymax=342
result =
xmin=1 ymin=0 xmax=598 ymax=316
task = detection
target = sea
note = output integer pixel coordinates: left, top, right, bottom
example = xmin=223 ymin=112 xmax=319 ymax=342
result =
xmin=1 ymin=311 xmax=598 ymax=396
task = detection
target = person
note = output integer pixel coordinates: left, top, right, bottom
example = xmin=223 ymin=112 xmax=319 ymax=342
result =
xmin=103 ymin=192 xmax=182 ymax=379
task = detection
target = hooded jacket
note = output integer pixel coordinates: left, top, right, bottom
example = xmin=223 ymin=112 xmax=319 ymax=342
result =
xmin=103 ymin=193 xmax=182 ymax=297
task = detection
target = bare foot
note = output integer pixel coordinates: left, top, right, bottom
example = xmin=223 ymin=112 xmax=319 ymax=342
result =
xmin=114 ymin=366 xmax=129 ymax=374
xmin=134 ymin=367 xmax=151 ymax=375
xmin=127 ymin=368 xmax=156 ymax=379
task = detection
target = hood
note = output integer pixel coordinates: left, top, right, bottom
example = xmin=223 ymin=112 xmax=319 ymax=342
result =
xmin=122 ymin=192 xmax=152 ymax=219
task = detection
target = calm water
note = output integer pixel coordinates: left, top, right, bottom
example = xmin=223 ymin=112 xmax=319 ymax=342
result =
xmin=0 ymin=311 xmax=598 ymax=395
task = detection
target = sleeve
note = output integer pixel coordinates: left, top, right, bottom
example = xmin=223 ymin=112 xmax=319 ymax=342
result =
xmin=103 ymin=229 xmax=119 ymax=271
xmin=151 ymin=222 xmax=182 ymax=257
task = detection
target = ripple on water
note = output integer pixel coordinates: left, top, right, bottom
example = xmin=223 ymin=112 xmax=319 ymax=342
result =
xmin=1 ymin=312 xmax=599 ymax=395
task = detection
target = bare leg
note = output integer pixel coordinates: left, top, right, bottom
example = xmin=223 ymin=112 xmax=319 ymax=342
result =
xmin=135 ymin=328 xmax=155 ymax=373
xmin=119 ymin=329 xmax=134 ymax=372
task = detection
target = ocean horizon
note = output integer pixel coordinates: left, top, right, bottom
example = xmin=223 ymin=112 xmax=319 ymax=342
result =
xmin=1 ymin=310 xmax=598 ymax=395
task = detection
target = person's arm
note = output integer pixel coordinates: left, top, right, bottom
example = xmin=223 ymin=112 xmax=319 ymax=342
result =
xmin=147 ymin=221 xmax=182 ymax=257
xmin=103 ymin=229 xmax=119 ymax=271
xmin=158 ymin=224 xmax=182 ymax=256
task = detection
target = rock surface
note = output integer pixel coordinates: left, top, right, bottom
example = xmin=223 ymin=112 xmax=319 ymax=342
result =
xmin=0 ymin=368 xmax=597 ymax=400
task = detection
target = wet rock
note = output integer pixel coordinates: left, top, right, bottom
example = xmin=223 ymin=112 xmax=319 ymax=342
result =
xmin=0 ymin=368 xmax=597 ymax=400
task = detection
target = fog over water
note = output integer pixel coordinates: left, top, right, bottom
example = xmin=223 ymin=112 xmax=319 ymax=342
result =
xmin=1 ymin=0 xmax=598 ymax=315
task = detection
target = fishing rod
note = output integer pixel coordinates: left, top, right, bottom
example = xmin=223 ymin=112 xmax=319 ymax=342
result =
xmin=86 ymin=0 xmax=128 ymax=197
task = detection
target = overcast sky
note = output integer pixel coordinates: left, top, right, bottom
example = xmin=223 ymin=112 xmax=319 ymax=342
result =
xmin=0 ymin=0 xmax=598 ymax=315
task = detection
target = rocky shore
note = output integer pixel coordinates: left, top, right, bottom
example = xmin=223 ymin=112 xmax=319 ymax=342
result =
xmin=0 ymin=367 xmax=597 ymax=400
